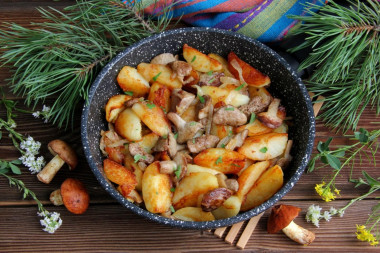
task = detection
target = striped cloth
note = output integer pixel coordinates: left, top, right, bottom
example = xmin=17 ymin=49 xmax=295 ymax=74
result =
xmin=124 ymin=0 xmax=326 ymax=42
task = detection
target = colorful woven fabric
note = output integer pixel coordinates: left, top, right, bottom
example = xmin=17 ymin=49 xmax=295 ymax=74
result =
xmin=124 ymin=0 xmax=326 ymax=42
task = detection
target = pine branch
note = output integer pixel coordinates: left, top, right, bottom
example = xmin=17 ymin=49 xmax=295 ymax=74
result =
xmin=289 ymin=0 xmax=379 ymax=132
xmin=0 ymin=0 xmax=175 ymax=128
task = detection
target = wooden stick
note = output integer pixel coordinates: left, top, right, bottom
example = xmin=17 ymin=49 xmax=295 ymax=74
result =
xmin=313 ymin=95 xmax=325 ymax=117
xmin=236 ymin=212 xmax=264 ymax=249
xmin=214 ymin=227 xmax=227 ymax=238
xmin=225 ymin=221 xmax=244 ymax=244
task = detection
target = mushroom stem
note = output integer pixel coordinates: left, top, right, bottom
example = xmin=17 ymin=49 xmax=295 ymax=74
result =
xmin=282 ymin=221 xmax=315 ymax=245
xmin=50 ymin=189 xmax=63 ymax=206
xmin=37 ymin=155 xmax=65 ymax=184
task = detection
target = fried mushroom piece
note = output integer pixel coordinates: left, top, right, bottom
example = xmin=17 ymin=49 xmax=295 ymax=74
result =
xmin=170 ymin=61 xmax=192 ymax=82
xmin=172 ymin=152 xmax=188 ymax=186
xmin=213 ymin=105 xmax=247 ymax=126
xmin=239 ymin=95 xmax=271 ymax=117
xmin=128 ymin=143 xmax=154 ymax=164
xmin=257 ymin=98 xmax=286 ymax=129
xmin=201 ymin=188 xmax=233 ymax=212
xmin=199 ymin=72 xmax=225 ymax=87
xmin=153 ymin=133 xmax=178 ymax=158
xmin=167 ymin=112 xmax=204 ymax=144
xmin=187 ymin=135 xmax=219 ymax=153
xmin=150 ymin=53 xmax=176 ymax=65
xmin=170 ymin=89 xmax=196 ymax=116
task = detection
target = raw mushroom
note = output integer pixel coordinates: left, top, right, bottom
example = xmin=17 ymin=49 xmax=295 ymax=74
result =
xmin=150 ymin=53 xmax=176 ymax=65
xmin=267 ymin=204 xmax=315 ymax=245
xmin=50 ymin=178 xmax=90 ymax=214
xmin=170 ymin=89 xmax=195 ymax=115
xmin=187 ymin=134 xmax=219 ymax=153
xmin=37 ymin=140 xmax=78 ymax=184
xmin=257 ymin=98 xmax=286 ymax=129
xmin=213 ymin=105 xmax=247 ymax=126
xmin=167 ymin=112 xmax=204 ymax=144
xmin=239 ymin=95 xmax=270 ymax=117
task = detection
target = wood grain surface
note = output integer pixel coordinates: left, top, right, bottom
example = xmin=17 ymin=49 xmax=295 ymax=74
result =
xmin=0 ymin=1 xmax=379 ymax=252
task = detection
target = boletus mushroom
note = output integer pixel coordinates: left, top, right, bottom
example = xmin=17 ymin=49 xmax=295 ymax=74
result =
xmin=267 ymin=204 xmax=315 ymax=245
xmin=50 ymin=178 xmax=90 ymax=214
xmin=37 ymin=140 xmax=78 ymax=184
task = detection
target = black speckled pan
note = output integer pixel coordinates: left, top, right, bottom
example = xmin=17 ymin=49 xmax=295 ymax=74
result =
xmin=81 ymin=27 xmax=315 ymax=230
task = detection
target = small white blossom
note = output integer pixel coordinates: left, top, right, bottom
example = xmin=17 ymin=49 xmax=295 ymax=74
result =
xmin=42 ymin=105 xmax=50 ymax=113
xmin=306 ymin=204 xmax=322 ymax=227
xmin=9 ymin=122 xmax=16 ymax=129
xmin=32 ymin=111 xmax=40 ymax=118
xmin=38 ymin=211 xmax=62 ymax=234
xmin=20 ymin=136 xmax=41 ymax=156
xmin=19 ymin=136 xmax=45 ymax=174
xmin=329 ymin=207 xmax=338 ymax=215
xmin=338 ymin=209 xmax=345 ymax=217
xmin=323 ymin=211 xmax=332 ymax=221
xmin=33 ymin=105 xmax=51 ymax=123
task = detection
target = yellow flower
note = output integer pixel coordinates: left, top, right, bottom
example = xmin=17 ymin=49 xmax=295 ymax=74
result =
xmin=334 ymin=188 xmax=341 ymax=195
xmin=356 ymin=225 xmax=379 ymax=246
xmin=315 ymin=182 xmax=337 ymax=202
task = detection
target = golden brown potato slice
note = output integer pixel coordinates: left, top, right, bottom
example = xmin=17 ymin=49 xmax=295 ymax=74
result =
xmin=273 ymin=123 xmax=288 ymax=133
xmin=172 ymin=172 xmax=219 ymax=210
xmin=136 ymin=132 xmax=160 ymax=154
xmin=212 ymin=195 xmax=242 ymax=219
xmin=123 ymin=152 xmax=144 ymax=191
xmin=193 ymin=148 xmax=246 ymax=174
xmin=187 ymin=164 xmax=227 ymax=180
xmin=235 ymin=119 xmax=273 ymax=137
xmin=147 ymin=82 xmax=171 ymax=113
xmin=237 ymin=133 xmax=288 ymax=160
xmin=200 ymin=85 xmax=249 ymax=107
xmin=172 ymin=207 xmax=215 ymax=221
xmin=241 ymin=165 xmax=283 ymax=211
xmin=103 ymin=158 xmax=137 ymax=187
xmin=142 ymin=161 xmax=172 ymax=213
xmin=117 ymin=66 xmax=150 ymax=97
xmin=248 ymin=86 xmax=273 ymax=101
xmin=183 ymin=44 xmax=222 ymax=72
xmin=210 ymin=124 xmax=234 ymax=140
xmin=208 ymin=53 xmax=234 ymax=77
xmin=137 ymin=63 xmax=182 ymax=89
xmin=105 ymin=94 xmax=132 ymax=123
xmin=131 ymin=101 xmax=170 ymax=137
xmin=114 ymin=108 xmax=142 ymax=141
xmin=181 ymin=102 xmax=198 ymax=122
xmin=236 ymin=161 xmax=270 ymax=200
xmin=201 ymin=86 xmax=229 ymax=105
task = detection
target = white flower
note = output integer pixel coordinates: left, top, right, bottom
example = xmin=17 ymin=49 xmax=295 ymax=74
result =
xmin=32 ymin=111 xmax=40 ymax=118
xmin=19 ymin=136 xmax=45 ymax=174
xmin=323 ymin=211 xmax=332 ymax=221
xmin=42 ymin=105 xmax=51 ymax=113
xmin=306 ymin=204 xmax=322 ymax=227
xmin=9 ymin=122 xmax=16 ymax=129
xmin=38 ymin=211 xmax=62 ymax=234
xmin=338 ymin=209 xmax=345 ymax=217
xmin=329 ymin=207 xmax=338 ymax=215
xmin=20 ymin=136 xmax=41 ymax=156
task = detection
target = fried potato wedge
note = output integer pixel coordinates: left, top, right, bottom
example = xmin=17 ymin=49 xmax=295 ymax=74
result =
xmin=183 ymin=44 xmax=222 ymax=72
xmin=241 ymin=165 xmax=283 ymax=211
xmin=142 ymin=161 xmax=172 ymax=213
xmin=173 ymin=207 xmax=215 ymax=221
xmin=105 ymin=146 xmax=125 ymax=164
xmin=238 ymin=133 xmax=288 ymax=160
xmin=117 ymin=66 xmax=150 ymax=97
xmin=273 ymin=123 xmax=288 ymax=134
xmin=114 ymin=108 xmax=142 ymax=141
xmin=136 ymin=132 xmax=160 ymax=154
xmin=103 ymin=158 xmax=137 ymax=187
xmin=147 ymin=82 xmax=171 ymax=113
xmin=181 ymin=102 xmax=198 ymax=122
xmin=105 ymin=94 xmax=132 ymax=123
xmin=193 ymin=148 xmax=246 ymax=174
xmin=123 ymin=152 xmax=144 ymax=191
xmin=208 ymin=53 xmax=234 ymax=77
xmin=248 ymin=86 xmax=273 ymax=101
xmin=132 ymin=101 xmax=170 ymax=137
xmin=235 ymin=119 xmax=273 ymax=137
xmin=228 ymin=52 xmax=270 ymax=87
xmin=187 ymin=164 xmax=227 ymax=180
xmin=236 ymin=161 xmax=270 ymax=200
xmin=200 ymin=85 xmax=249 ymax=107
xmin=137 ymin=63 xmax=182 ymax=89
xmin=172 ymin=172 xmax=218 ymax=210
xmin=210 ymin=124 xmax=233 ymax=140
xmin=212 ymin=195 xmax=241 ymax=219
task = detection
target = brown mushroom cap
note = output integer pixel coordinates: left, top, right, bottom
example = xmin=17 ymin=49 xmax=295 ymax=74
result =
xmin=48 ymin=140 xmax=78 ymax=170
xmin=267 ymin=204 xmax=301 ymax=234
xmin=61 ymin=178 xmax=89 ymax=214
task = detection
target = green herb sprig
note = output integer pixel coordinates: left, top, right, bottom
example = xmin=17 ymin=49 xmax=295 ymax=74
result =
xmin=0 ymin=0 xmax=174 ymax=128
xmin=289 ymin=0 xmax=380 ymax=132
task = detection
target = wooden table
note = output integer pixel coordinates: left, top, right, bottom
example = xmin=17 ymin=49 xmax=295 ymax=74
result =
xmin=1 ymin=1 xmax=379 ymax=252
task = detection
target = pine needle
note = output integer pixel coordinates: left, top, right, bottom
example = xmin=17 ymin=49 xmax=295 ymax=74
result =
xmin=289 ymin=0 xmax=379 ymax=132
xmin=0 ymin=0 xmax=174 ymax=128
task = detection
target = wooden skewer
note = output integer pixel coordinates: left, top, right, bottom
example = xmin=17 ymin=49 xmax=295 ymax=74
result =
xmin=225 ymin=221 xmax=244 ymax=244
xmin=313 ymin=95 xmax=325 ymax=117
xmin=236 ymin=212 xmax=264 ymax=249
xmin=214 ymin=227 xmax=227 ymax=238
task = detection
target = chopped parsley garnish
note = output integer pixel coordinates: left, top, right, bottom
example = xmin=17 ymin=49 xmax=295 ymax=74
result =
xmin=249 ymin=113 xmax=256 ymax=124
xmin=225 ymin=107 xmax=234 ymax=111
xmin=146 ymin=103 xmax=156 ymax=109
xmin=152 ymin=71 xmax=162 ymax=81
xmin=191 ymin=56 xmax=196 ymax=62
xmin=174 ymin=132 xmax=178 ymax=139
xmin=189 ymin=121 xmax=197 ymax=126
xmin=170 ymin=206 xmax=175 ymax=213
xmin=235 ymin=83 xmax=246 ymax=91
xmin=198 ymin=95 xmax=205 ymax=104
xmin=124 ymin=91 xmax=133 ymax=96
xmin=215 ymin=156 xmax=223 ymax=165
xmin=260 ymin=147 xmax=268 ymax=153
xmin=220 ymin=143 xmax=226 ymax=148
xmin=170 ymin=187 xmax=176 ymax=193
xmin=174 ymin=165 xmax=182 ymax=179
xmin=133 ymin=154 xmax=146 ymax=163
xmin=207 ymin=70 xmax=213 ymax=76
xmin=232 ymin=163 xmax=241 ymax=167
xmin=228 ymin=129 xmax=233 ymax=136
xmin=192 ymin=138 xmax=196 ymax=144
xmin=160 ymin=106 xmax=167 ymax=114
xmin=162 ymin=134 xmax=168 ymax=139
xmin=208 ymin=77 xmax=215 ymax=83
